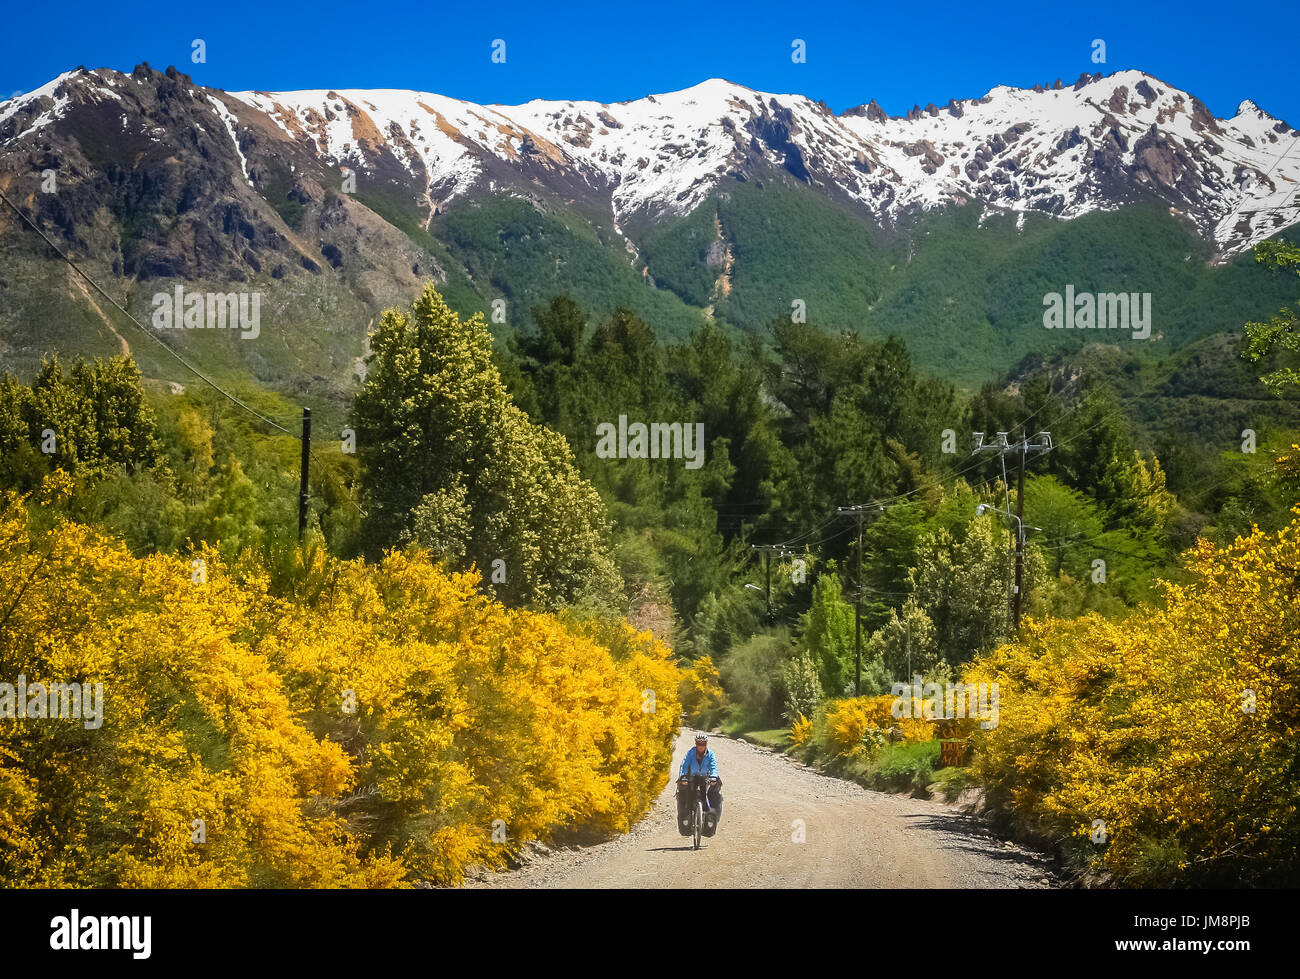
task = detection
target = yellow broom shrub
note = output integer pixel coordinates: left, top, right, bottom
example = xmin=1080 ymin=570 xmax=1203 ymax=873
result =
xmin=789 ymin=714 xmax=813 ymax=748
xmin=0 ymin=475 xmax=681 ymax=887
xmin=823 ymin=695 xmax=935 ymax=756
xmin=677 ymin=654 xmax=725 ymax=727
xmin=966 ymin=510 xmax=1300 ymax=885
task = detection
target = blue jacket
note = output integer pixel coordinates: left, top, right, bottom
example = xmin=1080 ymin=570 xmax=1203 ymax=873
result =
xmin=679 ymin=747 xmax=718 ymax=778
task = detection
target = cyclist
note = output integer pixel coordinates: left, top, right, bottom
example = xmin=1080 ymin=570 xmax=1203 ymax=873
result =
xmin=677 ymin=734 xmax=722 ymax=832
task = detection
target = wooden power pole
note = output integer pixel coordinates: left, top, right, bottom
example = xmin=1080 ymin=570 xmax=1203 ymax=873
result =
xmin=1013 ymin=433 xmax=1027 ymax=629
xmin=972 ymin=430 xmax=1052 ymax=631
xmin=298 ymin=407 xmax=311 ymax=540
xmin=837 ymin=504 xmax=883 ymax=696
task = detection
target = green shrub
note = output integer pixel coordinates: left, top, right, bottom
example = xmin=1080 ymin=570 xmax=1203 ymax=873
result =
xmin=781 ymin=647 xmax=823 ymax=723
xmin=871 ymin=741 xmax=940 ymax=795
xmin=719 ymin=629 xmax=792 ymax=727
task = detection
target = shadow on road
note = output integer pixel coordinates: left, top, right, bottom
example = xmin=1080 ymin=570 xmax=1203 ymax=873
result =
xmin=901 ymin=811 xmax=1058 ymax=877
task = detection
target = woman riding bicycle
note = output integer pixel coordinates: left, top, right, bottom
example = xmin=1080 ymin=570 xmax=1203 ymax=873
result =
xmin=677 ymin=734 xmax=722 ymax=834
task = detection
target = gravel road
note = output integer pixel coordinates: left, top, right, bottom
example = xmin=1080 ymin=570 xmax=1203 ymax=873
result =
xmin=466 ymin=731 xmax=1058 ymax=888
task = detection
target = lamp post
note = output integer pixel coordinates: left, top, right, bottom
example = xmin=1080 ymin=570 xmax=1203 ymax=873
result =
xmin=975 ymin=503 xmax=1041 ymax=630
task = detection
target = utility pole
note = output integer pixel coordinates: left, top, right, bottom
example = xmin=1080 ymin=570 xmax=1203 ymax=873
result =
xmin=837 ymin=504 xmax=883 ymax=695
xmin=855 ymin=509 xmax=862 ymax=696
xmin=971 ymin=430 xmax=1052 ymax=630
xmin=748 ymin=545 xmax=788 ymax=625
xmin=765 ymin=550 xmax=772 ymax=625
xmin=906 ymin=618 xmax=912 ymax=681
xmin=1013 ymin=433 xmax=1027 ymax=629
xmin=298 ymin=407 xmax=311 ymax=540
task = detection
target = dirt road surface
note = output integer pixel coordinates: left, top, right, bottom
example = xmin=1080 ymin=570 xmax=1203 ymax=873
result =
xmin=467 ymin=731 xmax=1057 ymax=888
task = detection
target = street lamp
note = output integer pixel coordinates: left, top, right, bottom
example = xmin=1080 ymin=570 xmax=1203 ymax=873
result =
xmin=975 ymin=503 xmax=1041 ymax=629
xmin=975 ymin=503 xmax=1040 ymax=536
xmin=744 ymin=582 xmax=772 ymax=624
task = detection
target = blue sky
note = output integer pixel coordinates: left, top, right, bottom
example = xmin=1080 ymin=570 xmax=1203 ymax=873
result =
xmin=4 ymin=0 xmax=1296 ymax=124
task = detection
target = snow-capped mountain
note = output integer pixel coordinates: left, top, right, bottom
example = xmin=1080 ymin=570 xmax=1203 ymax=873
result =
xmin=3 ymin=63 xmax=1300 ymax=391
xmin=3 ymin=66 xmax=1296 ymax=259
xmin=222 ymin=70 xmax=1300 ymax=257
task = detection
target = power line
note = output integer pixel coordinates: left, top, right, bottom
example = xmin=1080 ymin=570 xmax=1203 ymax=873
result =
xmin=760 ymin=506 xmax=845 ymax=550
xmin=832 ymin=388 xmax=1088 ymax=517
xmin=0 ymin=187 xmax=298 ymax=439
xmin=308 ymin=447 xmax=367 ymax=518
xmin=1035 ymin=455 xmax=1288 ymax=562
xmin=0 ymin=186 xmax=377 ymax=528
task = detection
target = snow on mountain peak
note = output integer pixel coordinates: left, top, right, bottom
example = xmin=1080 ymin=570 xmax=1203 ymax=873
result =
xmin=6 ymin=66 xmax=1297 ymax=260
xmin=218 ymin=69 xmax=1300 ymax=256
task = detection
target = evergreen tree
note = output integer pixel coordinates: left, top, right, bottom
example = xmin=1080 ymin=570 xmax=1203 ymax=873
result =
xmin=353 ymin=285 xmax=620 ymax=610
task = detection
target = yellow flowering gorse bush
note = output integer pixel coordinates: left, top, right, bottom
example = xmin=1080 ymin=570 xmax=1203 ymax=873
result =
xmin=788 ymin=714 xmax=813 ymax=748
xmin=966 ymin=511 xmax=1300 ymax=885
xmin=0 ymin=476 xmax=680 ymax=887
xmin=822 ymin=695 xmax=935 ymax=756
xmin=677 ymin=655 xmax=725 ymax=728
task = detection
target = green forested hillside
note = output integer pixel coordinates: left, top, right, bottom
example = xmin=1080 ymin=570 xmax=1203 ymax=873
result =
xmin=631 ymin=179 xmax=1300 ymax=385
xmin=982 ymin=331 xmax=1300 ymax=533
xmin=433 ymin=196 xmax=708 ymax=342
xmin=6 ymin=165 xmax=1299 ymax=402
